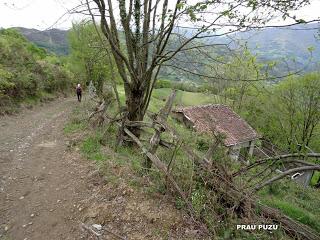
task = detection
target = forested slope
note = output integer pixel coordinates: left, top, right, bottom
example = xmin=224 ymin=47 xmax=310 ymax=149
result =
xmin=15 ymin=27 xmax=69 ymax=55
xmin=0 ymin=29 xmax=73 ymax=114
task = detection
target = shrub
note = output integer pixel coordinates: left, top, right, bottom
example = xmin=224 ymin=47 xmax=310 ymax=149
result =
xmin=0 ymin=29 xmax=73 ymax=113
xmin=155 ymin=79 xmax=172 ymax=89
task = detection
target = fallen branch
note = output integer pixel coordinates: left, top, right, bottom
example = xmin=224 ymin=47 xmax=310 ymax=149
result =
xmin=80 ymin=222 xmax=127 ymax=240
xmin=115 ymin=111 xmax=128 ymax=148
xmin=254 ymin=165 xmax=320 ymax=191
xmin=159 ymin=139 xmax=175 ymax=149
xmin=88 ymin=101 xmax=106 ymax=120
xmin=120 ymin=123 xmax=196 ymax=218
xmin=124 ymin=121 xmax=154 ymax=128
xmin=245 ymin=158 xmax=316 ymax=185
xmin=144 ymin=90 xmax=177 ymax=169
xmin=233 ymin=153 xmax=320 ymax=177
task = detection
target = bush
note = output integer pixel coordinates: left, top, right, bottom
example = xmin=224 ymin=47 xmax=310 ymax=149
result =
xmin=0 ymin=29 xmax=73 ymax=113
xmin=197 ymin=83 xmax=219 ymax=94
xmin=155 ymin=79 xmax=172 ymax=89
xmin=196 ymin=137 xmax=209 ymax=151
xmin=0 ymin=68 xmax=15 ymax=94
xmin=172 ymin=81 xmax=200 ymax=92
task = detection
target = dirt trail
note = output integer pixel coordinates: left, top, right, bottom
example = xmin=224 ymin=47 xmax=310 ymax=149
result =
xmin=0 ymin=98 xmax=94 ymax=240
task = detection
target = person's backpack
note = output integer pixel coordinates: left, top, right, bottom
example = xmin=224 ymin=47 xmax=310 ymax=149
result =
xmin=76 ymin=87 xmax=82 ymax=94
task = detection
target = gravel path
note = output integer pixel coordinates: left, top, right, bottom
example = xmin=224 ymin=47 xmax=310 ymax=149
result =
xmin=0 ymin=98 xmax=93 ymax=240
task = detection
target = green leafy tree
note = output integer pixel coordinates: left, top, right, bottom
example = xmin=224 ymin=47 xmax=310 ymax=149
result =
xmin=213 ymin=47 xmax=263 ymax=109
xmin=241 ymin=73 xmax=320 ymax=152
xmin=68 ymin=21 xmax=119 ymax=100
xmin=271 ymin=73 xmax=320 ymax=152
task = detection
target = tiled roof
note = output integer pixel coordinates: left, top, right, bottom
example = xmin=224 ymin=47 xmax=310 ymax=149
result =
xmin=173 ymin=104 xmax=259 ymax=146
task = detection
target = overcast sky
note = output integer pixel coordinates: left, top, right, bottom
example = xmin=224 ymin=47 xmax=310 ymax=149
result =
xmin=0 ymin=0 xmax=320 ymax=30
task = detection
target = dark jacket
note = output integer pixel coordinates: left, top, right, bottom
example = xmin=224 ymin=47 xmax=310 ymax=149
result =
xmin=76 ymin=86 xmax=82 ymax=94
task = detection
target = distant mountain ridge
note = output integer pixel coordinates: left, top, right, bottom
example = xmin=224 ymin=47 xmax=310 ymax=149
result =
xmin=14 ymin=23 xmax=320 ymax=75
xmin=231 ymin=23 xmax=320 ymax=72
xmin=15 ymin=27 xmax=69 ymax=55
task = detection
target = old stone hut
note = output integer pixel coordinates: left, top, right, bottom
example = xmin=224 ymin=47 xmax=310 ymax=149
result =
xmin=172 ymin=104 xmax=260 ymax=161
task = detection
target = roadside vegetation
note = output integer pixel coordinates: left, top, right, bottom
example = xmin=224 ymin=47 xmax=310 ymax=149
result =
xmin=0 ymin=29 xmax=73 ymax=114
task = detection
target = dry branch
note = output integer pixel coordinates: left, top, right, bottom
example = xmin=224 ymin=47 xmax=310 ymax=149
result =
xmin=144 ymin=90 xmax=176 ymax=168
xmin=159 ymin=139 xmax=175 ymax=149
xmin=124 ymin=121 xmax=154 ymax=128
xmin=233 ymin=153 xmax=320 ymax=177
xmin=254 ymin=165 xmax=320 ymax=191
xmin=80 ymin=223 xmax=101 ymax=238
xmin=120 ymin=124 xmax=196 ymax=217
xmin=88 ymin=101 xmax=106 ymax=120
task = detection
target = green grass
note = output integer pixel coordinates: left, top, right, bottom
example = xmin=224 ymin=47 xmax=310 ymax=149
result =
xmin=311 ymin=171 xmax=320 ymax=186
xmin=152 ymin=88 xmax=226 ymax=106
xmin=259 ymin=182 xmax=320 ymax=233
xmin=63 ymin=121 xmax=86 ymax=134
xmin=116 ymin=86 xmax=228 ymax=113
xmin=262 ymin=198 xmax=320 ymax=232
xmin=81 ymin=134 xmax=106 ymax=163
xmin=23 ymin=95 xmax=41 ymax=105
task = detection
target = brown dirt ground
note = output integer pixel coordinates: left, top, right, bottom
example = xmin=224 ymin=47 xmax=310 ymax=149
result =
xmin=0 ymin=98 xmax=209 ymax=240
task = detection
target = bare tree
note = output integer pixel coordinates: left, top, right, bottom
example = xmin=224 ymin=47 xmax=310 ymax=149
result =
xmin=89 ymin=0 xmax=314 ymax=137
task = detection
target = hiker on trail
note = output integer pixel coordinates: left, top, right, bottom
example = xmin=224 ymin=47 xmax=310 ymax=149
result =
xmin=76 ymin=83 xmax=82 ymax=102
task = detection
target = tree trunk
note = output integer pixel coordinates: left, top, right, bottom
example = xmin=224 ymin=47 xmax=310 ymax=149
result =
xmin=125 ymin=85 xmax=146 ymax=139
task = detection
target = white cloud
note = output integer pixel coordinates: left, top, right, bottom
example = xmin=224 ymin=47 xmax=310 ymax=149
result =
xmin=0 ymin=0 xmax=83 ymax=30
xmin=0 ymin=0 xmax=319 ymax=30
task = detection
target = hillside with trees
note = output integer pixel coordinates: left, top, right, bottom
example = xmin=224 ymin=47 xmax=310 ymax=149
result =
xmin=16 ymin=27 xmax=69 ymax=55
xmin=0 ymin=29 xmax=73 ymax=114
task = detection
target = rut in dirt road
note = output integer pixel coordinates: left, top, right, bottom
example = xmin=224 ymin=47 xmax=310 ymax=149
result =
xmin=0 ymin=98 xmax=94 ymax=240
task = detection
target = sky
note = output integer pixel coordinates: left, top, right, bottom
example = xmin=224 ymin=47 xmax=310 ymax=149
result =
xmin=0 ymin=0 xmax=320 ymax=30
xmin=0 ymin=0 xmax=82 ymax=30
